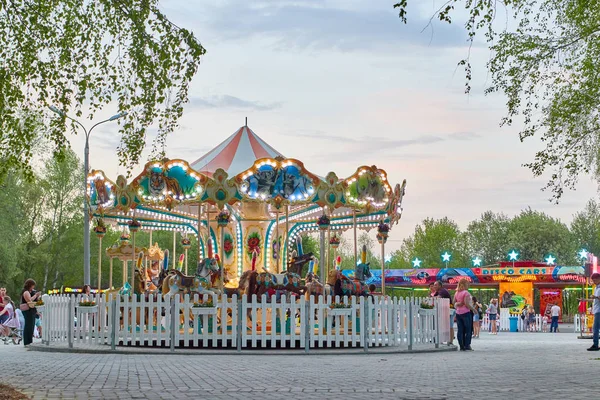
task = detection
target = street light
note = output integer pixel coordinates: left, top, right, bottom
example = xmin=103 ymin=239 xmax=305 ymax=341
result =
xmin=49 ymin=106 xmax=127 ymax=286
xmin=508 ymin=249 xmax=519 ymax=270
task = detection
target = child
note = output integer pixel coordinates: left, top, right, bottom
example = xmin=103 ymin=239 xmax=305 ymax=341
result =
xmin=542 ymin=315 xmax=549 ymax=332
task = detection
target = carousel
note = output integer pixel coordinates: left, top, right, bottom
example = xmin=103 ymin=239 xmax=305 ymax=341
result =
xmin=88 ymin=123 xmax=407 ymax=298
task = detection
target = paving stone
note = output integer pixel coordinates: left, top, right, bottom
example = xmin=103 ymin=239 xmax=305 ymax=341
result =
xmin=0 ymin=333 xmax=595 ymax=399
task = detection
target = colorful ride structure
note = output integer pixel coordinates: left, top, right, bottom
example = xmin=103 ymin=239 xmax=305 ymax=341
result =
xmin=89 ymin=124 xmax=407 ymax=295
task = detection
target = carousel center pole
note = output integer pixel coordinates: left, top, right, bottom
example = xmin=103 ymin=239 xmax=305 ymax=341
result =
xmin=220 ymin=222 xmax=225 ymax=291
xmin=327 ymin=224 xmax=331 ymax=280
xmin=206 ymin=206 xmax=211 ymax=258
xmin=353 ymin=209 xmax=358 ymax=267
xmin=285 ymin=205 xmax=289 ymax=272
xmin=276 ymin=209 xmax=280 ymax=273
xmin=198 ymin=204 xmax=203 ymax=260
xmin=381 ymin=236 xmax=386 ymax=297
xmin=131 ymin=231 xmax=136 ymax=292
xmin=172 ymin=231 xmax=177 ymax=270
xmin=97 ymin=235 xmax=103 ymax=294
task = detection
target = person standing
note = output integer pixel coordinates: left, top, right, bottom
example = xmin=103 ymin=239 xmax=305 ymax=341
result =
xmin=550 ymin=303 xmax=561 ymax=333
xmin=472 ymin=296 xmax=482 ymax=338
xmin=527 ymin=305 xmax=536 ymax=332
xmin=433 ymin=281 xmax=454 ymax=345
xmin=454 ymin=278 xmax=475 ymax=351
xmin=488 ymin=298 xmax=498 ymax=335
xmin=20 ymin=279 xmax=42 ymax=346
xmin=584 ymin=273 xmax=600 ymax=351
xmin=0 ymin=287 xmax=7 ymax=324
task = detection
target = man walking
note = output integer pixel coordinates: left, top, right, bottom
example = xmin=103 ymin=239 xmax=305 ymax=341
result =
xmin=584 ymin=273 xmax=600 ymax=351
xmin=550 ymin=303 xmax=561 ymax=333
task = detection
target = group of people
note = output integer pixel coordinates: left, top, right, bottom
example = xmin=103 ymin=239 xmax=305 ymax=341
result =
xmin=0 ymin=279 xmax=49 ymax=346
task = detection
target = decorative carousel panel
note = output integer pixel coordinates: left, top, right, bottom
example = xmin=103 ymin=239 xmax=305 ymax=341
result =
xmin=222 ymin=228 xmax=236 ymax=266
xmin=236 ymin=158 xmax=320 ymax=207
xmin=314 ymin=171 xmax=346 ymax=210
xmin=114 ymin=175 xmax=138 ymax=212
xmin=87 ymin=170 xmax=117 ymax=210
xmin=201 ymin=168 xmax=238 ymax=208
xmin=131 ymin=159 xmax=208 ymax=210
xmin=344 ymin=166 xmax=392 ymax=212
xmin=243 ymin=223 xmax=264 ymax=269
xmin=387 ymin=179 xmax=407 ymax=226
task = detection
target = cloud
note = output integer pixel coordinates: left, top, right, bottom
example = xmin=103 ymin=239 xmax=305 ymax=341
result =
xmin=186 ymin=1 xmax=470 ymax=52
xmin=448 ymin=131 xmax=482 ymax=141
xmin=188 ymin=95 xmax=282 ymax=111
xmin=287 ymin=129 xmax=479 ymax=152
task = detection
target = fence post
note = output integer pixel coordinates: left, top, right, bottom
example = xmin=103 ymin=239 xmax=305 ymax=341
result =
xmin=435 ymin=298 xmax=440 ymax=349
xmin=41 ymin=294 xmax=48 ymax=345
xmin=363 ymin=298 xmax=368 ymax=353
xmin=237 ymin=299 xmax=242 ymax=352
xmin=408 ymin=298 xmax=414 ymax=351
xmin=170 ymin=297 xmax=176 ymax=352
xmin=110 ymin=296 xmax=117 ymax=351
xmin=304 ymin=300 xmax=310 ymax=354
xmin=68 ymin=295 xmax=74 ymax=349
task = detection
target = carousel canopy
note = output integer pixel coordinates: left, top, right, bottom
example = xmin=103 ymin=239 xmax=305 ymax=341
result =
xmin=88 ymin=123 xmax=407 ymax=273
xmin=191 ymin=125 xmax=284 ymax=177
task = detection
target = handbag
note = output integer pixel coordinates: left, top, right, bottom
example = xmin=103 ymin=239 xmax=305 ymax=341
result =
xmin=19 ymin=303 xmax=30 ymax=311
xmin=27 ymin=301 xmax=36 ymax=309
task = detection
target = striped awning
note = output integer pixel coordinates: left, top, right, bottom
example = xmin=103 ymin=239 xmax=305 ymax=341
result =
xmin=191 ymin=125 xmax=283 ymax=177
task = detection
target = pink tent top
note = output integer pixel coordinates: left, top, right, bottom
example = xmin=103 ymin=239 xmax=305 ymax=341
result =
xmin=191 ymin=126 xmax=284 ymax=177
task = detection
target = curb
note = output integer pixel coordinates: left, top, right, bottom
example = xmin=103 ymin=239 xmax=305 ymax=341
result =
xmin=28 ymin=344 xmax=458 ymax=356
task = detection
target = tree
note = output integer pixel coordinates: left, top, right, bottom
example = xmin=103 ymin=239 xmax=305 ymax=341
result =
xmin=39 ymin=149 xmax=83 ymax=291
xmin=570 ymin=199 xmax=600 ymax=257
xmin=393 ymin=1 xmax=600 ymax=201
xmin=0 ymin=1 xmax=206 ymax=179
xmin=465 ymin=211 xmax=511 ymax=266
xmin=396 ymin=217 xmax=469 ymax=268
xmin=507 ymin=209 xmax=576 ymax=264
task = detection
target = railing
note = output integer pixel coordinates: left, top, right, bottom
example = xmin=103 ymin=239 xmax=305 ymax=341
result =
xmin=40 ymin=294 xmax=450 ymax=352
xmin=480 ymin=308 xmax=546 ymax=332
xmin=574 ymin=313 xmax=594 ymax=335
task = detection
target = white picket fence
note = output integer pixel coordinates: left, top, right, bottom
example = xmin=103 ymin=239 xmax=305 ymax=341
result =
xmin=574 ymin=314 xmax=593 ymax=335
xmin=479 ymin=308 xmax=546 ymax=332
xmin=40 ymin=294 xmax=450 ymax=352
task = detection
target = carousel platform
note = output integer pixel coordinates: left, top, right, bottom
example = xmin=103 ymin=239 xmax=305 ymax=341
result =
xmin=28 ymin=341 xmax=457 ymax=355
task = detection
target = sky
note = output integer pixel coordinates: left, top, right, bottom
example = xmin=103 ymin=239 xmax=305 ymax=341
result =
xmin=74 ymin=0 xmax=597 ymax=253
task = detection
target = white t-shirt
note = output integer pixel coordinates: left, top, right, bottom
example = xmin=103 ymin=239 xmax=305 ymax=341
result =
xmin=551 ymin=305 xmax=560 ymax=317
xmin=593 ymin=287 xmax=600 ymax=314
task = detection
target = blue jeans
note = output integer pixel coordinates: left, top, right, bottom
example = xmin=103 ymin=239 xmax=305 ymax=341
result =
xmin=456 ymin=312 xmax=473 ymax=349
xmin=593 ymin=313 xmax=600 ymax=347
xmin=550 ymin=316 xmax=559 ymax=332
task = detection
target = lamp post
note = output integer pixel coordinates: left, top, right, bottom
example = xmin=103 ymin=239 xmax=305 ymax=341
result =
xmin=508 ymin=249 xmax=519 ymax=270
xmin=441 ymin=252 xmax=451 ymax=268
xmin=49 ymin=106 xmax=127 ymax=286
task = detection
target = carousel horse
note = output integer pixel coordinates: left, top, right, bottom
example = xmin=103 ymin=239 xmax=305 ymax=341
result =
xmin=304 ymin=258 xmax=333 ymax=300
xmin=326 ymin=245 xmax=371 ymax=297
xmin=255 ymin=271 xmax=305 ymax=300
xmin=161 ymin=257 xmax=222 ymax=296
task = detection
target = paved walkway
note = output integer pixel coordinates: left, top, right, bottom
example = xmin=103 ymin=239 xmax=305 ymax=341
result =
xmin=0 ymin=332 xmax=596 ymax=399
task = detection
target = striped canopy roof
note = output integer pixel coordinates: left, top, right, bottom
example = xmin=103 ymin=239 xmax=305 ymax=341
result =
xmin=191 ymin=125 xmax=283 ymax=177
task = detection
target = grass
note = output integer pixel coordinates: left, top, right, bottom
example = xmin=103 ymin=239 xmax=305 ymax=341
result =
xmin=0 ymin=384 xmax=29 ymax=400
